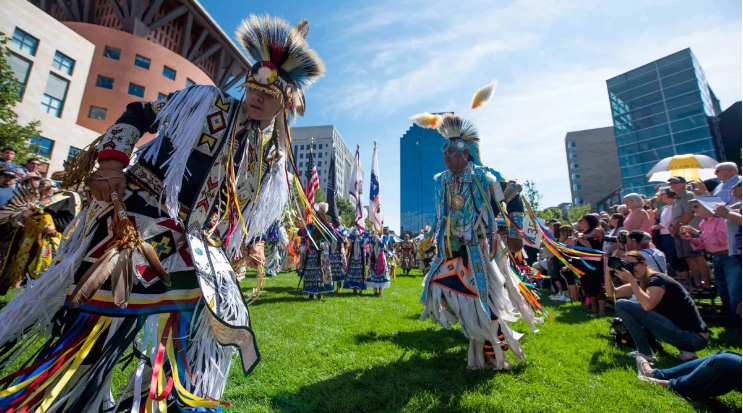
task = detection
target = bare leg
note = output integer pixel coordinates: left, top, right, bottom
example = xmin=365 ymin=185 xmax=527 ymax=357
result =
xmin=589 ymin=296 xmax=598 ymax=313
xmin=598 ymin=299 xmax=606 ymax=316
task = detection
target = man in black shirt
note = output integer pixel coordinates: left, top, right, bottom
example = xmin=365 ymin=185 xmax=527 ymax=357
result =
xmin=606 ymin=251 xmax=709 ymax=362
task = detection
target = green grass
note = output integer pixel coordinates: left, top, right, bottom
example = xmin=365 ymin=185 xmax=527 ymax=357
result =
xmin=224 ymin=269 xmax=741 ymax=413
xmin=1 ymin=269 xmax=740 ymax=412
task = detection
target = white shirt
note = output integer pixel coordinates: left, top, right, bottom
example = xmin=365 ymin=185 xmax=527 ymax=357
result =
xmin=659 ymin=205 xmax=673 ymax=235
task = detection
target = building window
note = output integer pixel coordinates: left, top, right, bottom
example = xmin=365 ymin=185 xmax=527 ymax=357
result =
xmin=103 ymin=46 xmax=120 ymax=60
xmin=574 ymin=197 xmax=584 ymax=204
xmin=317 ymin=161 xmax=321 ymax=166
xmin=571 ymin=172 xmax=581 ymax=180
xmin=30 ymin=136 xmax=54 ymax=157
xmin=67 ymin=146 xmax=81 ymax=163
xmin=567 ymin=141 xmax=577 ymax=148
xmin=163 ymin=66 xmax=176 ymax=80
xmin=572 ymin=183 xmax=582 ymax=191
xmin=568 ymin=151 xmax=578 ymax=159
xmin=299 ymin=162 xmax=303 ymax=167
xmin=185 ymin=78 xmax=195 ymax=88
xmin=570 ymin=162 xmax=579 ymax=169
xmin=128 ymin=83 xmax=145 ymax=97
xmin=41 ymin=73 xmax=69 ymax=117
xmin=8 ymin=52 xmax=31 ymax=99
xmin=52 ymin=51 xmax=74 ymax=75
xmin=11 ymin=28 xmax=38 ymax=56
xmin=134 ymin=55 xmax=151 ymax=70
xmin=300 ymin=153 xmax=304 ymax=158
xmin=96 ymin=75 xmax=114 ymax=89
xmin=318 ymin=152 xmax=322 ymax=158
xmin=157 ymin=93 xmax=167 ymax=100
xmin=88 ymin=106 xmax=107 ymax=120
xmin=300 ymin=145 xmax=304 ymax=150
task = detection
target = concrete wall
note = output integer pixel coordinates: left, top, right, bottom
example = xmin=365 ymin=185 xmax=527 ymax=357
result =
xmin=564 ymin=126 xmax=623 ymax=212
xmin=290 ymin=125 xmax=356 ymax=202
xmin=1 ymin=0 xmax=99 ymax=176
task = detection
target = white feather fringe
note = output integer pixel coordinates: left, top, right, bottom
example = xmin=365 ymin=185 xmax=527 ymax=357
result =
xmin=0 ymin=207 xmax=93 ymax=347
xmin=142 ymin=85 xmax=223 ymax=220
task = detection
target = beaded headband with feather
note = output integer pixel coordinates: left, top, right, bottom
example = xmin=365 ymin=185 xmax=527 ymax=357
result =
xmin=236 ymin=15 xmax=325 ymax=119
xmin=409 ymin=79 xmax=498 ymax=165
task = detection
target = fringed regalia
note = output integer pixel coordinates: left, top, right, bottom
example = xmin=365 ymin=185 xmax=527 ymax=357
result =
xmin=329 ymin=237 xmax=347 ymax=282
xmin=299 ymin=242 xmax=333 ymax=294
xmin=412 ymin=101 xmax=543 ymax=370
xmin=264 ymin=224 xmax=288 ymax=277
xmin=344 ymin=229 xmax=366 ymax=290
xmin=366 ymin=233 xmax=390 ymax=289
xmin=0 ymin=14 xmax=325 ymax=412
xmin=400 ymin=239 xmax=415 ymax=271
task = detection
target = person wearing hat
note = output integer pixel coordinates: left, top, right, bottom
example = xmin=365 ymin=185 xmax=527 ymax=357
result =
xmin=652 ymin=187 xmax=691 ymax=282
xmin=0 ymin=167 xmax=19 ymax=208
xmin=667 ymin=176 xmax=711 ymax=291
xmin=625 ymin=230 xmax=667 ymax=274
xmin=682 ymin=198 xmax=740 ymax=322
xmin=0 ymin=15 xmax=325 ymax=411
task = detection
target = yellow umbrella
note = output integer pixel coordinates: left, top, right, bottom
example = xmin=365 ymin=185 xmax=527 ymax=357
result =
xmin=647 ymin=153 xmax=718 ymax=182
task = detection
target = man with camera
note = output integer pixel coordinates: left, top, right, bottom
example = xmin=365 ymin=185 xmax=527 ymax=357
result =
xmin=623 ymin=230 xmax=667 ymax=274
xmin=607 ymin=251 xmax=709 ymax=363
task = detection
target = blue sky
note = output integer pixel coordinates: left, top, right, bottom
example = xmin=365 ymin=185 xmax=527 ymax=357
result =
xmin=202 ymin=0 xmax=742 ymax=231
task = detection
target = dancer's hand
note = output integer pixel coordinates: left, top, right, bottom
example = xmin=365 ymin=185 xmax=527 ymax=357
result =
xmin=87 ymin=160 xmax=126 ymax=202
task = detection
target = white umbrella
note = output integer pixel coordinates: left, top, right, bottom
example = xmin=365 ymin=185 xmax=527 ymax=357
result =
xmin=646 ymin=153 xmax=719 ymax=182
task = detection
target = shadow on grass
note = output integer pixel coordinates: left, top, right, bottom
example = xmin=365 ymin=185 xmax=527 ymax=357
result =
xmin=354 ymin=328 xmax=465 ymax=354
xmin=279 ymin=338 xmax=526 ymax=413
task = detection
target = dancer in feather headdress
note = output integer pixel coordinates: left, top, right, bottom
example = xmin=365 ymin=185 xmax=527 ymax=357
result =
xmin=0 ymin=14 xmax=324 ymax=412
xmin=413 ymin=79 xmax=544 ymax=370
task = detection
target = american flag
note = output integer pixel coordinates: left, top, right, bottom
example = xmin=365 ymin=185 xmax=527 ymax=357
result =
xmin=305 ymin=143 xmax=320 ymax=213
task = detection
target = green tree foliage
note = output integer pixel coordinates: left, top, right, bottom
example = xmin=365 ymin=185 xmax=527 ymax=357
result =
xmin=537 ymin=207 xmax=564 ymax=224
xmin=337 ymin=197 xmax=356 ymax=228
xmin=522 ymin=180 xmax=541 ymax=212
xmin=566 ymin=203 xmax=591 ymax=224
xmin=0 ymin=34 xmax=43 ymax=163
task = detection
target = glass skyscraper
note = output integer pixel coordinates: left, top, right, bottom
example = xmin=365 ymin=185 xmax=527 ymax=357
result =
xmin=399 ymin=122 xmax=446 ymax=235
xmin=606 ymin=48 xmax=724 ymax=196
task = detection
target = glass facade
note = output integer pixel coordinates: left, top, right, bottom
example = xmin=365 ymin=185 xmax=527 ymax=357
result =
xmin=606 ymin=48 xmax=723 ymax=196
xmin=399 ymin=122 xmax=446 ymax=235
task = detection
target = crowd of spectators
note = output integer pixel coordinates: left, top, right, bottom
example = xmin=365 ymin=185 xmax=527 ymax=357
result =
xmin=0 ymin=147 xmax=45 ymax=208
xmin=538 ymin=161 xmax=741 ymax=400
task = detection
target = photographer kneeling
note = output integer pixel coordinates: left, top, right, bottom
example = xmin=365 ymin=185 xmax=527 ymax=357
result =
xmin=607 ymin=251 xmax=709 ymax=362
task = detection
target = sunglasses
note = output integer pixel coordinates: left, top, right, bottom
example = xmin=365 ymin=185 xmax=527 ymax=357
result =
xmin=441 ymin=139 xmax=467 ymax=156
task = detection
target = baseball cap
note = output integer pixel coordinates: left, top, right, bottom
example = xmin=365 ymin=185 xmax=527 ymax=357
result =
xmin=0 ymin=166 xmax=17 ymax=178
xmin=667 ymin=176 xmax=687 ymax=184
xmin=628 ymin=230 xmax=652 ymax=244
xmin=656 ymin=186 xmax=677 ymax=198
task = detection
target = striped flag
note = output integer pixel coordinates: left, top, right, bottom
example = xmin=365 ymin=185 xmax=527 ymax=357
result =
xmin=369 ymin=142 xmax=383 ymax=232
xmin=305 ymin=143 xmax=320 ymax=215
xmin=349 ymin=146 xmax=364 ymax=230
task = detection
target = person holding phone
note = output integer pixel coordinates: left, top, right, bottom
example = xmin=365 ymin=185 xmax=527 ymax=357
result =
xmin=608 ymin=251 xmax=709 ymax=362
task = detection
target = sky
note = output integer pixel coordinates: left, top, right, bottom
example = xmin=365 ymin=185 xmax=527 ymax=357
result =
xmin=202 ymin=0 xmax=742 ymax=231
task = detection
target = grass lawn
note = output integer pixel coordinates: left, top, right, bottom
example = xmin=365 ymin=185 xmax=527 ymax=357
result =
xmin=0 ymin=268 xmax=739 ymax=412
xmin=225 ymin=268 xmax=741 ymax=413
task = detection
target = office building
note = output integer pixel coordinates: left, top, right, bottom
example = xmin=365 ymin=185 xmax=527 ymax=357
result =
xmin=2 ymin=0 xmax=99 ymax=174
xmin=717 ymin=101 xmax=741 ymax=169
xmin=606 ymin=48 xmax=724 ymax=197
xmin=565 ymin=127 xmax=622 ymax=211
xmin=399 ymin=121 xmax=446 ymax=235
xmin=290 ymin=126 xmax=357 ymax=203
xmin=5 ymin=0 xmax=249 ymax=174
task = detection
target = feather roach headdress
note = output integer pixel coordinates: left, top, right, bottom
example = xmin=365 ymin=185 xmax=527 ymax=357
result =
xmin=236 ymin=15 xmax=325 ymax=119
xmin=409 ymin=79 xmax=498 ymax=166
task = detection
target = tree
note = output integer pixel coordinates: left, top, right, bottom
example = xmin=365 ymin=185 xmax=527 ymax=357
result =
xmin=537 ymin=207 xmax=564 ymax=224
xmin=0 ymin=34 xmax=43 ymax=163
xmin=566 ymin=203 xmax=591 ymax=224
xmin=337 ymin=197 xmax=356 ymax=228
xmin=522 ymin=180 xmax=542 ymax=212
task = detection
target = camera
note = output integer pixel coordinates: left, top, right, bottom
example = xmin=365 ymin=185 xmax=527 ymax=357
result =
xmin=607 ymin=256 xmax=635 ymax=277
xmin=618 ymin=233 xmax=627 ymax=244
